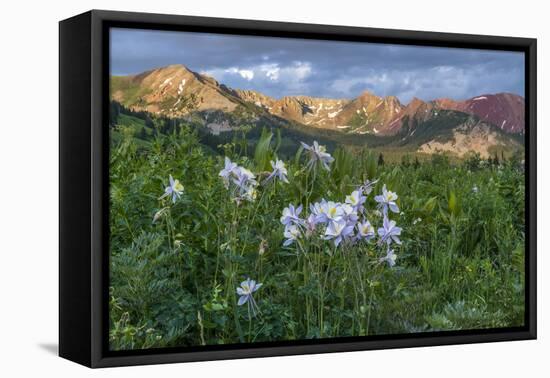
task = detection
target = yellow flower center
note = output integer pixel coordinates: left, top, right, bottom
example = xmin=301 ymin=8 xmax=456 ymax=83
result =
xmin=385 ymin=192 xmax=396 ymax=201
xmin=174 ymin=181 xmax=184 ymax=192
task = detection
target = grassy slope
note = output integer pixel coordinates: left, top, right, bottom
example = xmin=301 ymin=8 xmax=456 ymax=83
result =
xmin=110 ymin=101 xmax=524 ymax=165
xmin=111 ymin=76 xmax=152 ymax=107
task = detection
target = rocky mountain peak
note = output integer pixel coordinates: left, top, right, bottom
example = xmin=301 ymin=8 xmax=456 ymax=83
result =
xmin=111 ymin=64 xmax=525 ymax=136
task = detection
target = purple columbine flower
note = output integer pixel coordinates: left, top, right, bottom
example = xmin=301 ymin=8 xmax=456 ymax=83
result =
xmin=324 ymin=218 xmax=355 ymax=247
xmin=280 ymin=204 xmax=304 ymax=227
xmin=305 ymin=214 xmax=318 ymax=237
xmin=374 ymin=184 xmax=399 ymax=215
xmin=345 ymin=190 xmax=366 ymax=212
xmin=325 ymin=201 xmax=345 ymax=223
xmin=159 ymin=175 xmax=184 ymax=203
xmin=232 ymin=166 xmax=257 ymax=190
xmin=359 ymin=178 xmax=379 ymax=195
xmin=377 ymin=215 xmax=402 ymax=246
xmin=310 ymin=199 xmax=329 ymax=224
xmin=283 ymin=224 xmax=301 ymax=246
xmin=236 ymin=278 xmax=262 ymax=316
xmin=357 ymin=219 xmax=375 ymax=241
xmin=341 ymin=203 xmax=359 ymax=224
xmin=380 ymin=248 xmax=397 ymax=267
xmin=265 ymin=159 xmax=289 ymax=184
xmin=219 ymin=157 xmax=238 ymax=181
xmin=300 ymin=141 xmax=334 ymax=171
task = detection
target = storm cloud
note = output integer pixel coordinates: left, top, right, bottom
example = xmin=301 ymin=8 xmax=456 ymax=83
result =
xmin=110 ymin=28 xmax=524 ymax=104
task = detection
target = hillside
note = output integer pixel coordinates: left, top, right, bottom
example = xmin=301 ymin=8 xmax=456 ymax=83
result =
xmin=434 ymin=93 xmax=524 ymax=133
xmin=110 ymin=64 xmax=525 ymax=158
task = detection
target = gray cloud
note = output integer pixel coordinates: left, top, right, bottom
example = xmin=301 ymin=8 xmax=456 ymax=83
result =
xmin=110 ymin=28 xmax=524 ymax=103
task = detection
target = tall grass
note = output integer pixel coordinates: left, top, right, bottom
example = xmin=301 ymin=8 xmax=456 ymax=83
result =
xmin=108 ymin=124 xmax=525 ymax=350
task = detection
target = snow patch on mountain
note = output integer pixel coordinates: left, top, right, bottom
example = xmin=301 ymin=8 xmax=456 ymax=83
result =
xmin=177 ymin=79 xmax=186 ymax=94
xmin=160 ymin=77 xmax=173 ymax=87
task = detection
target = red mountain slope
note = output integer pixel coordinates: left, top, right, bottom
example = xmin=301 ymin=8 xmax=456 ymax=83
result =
xmin=434 ymin=93 xmax=524 ymax=133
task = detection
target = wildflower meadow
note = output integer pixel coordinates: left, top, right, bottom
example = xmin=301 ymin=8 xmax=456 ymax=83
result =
xmin=109 ymin=125 xmax=525 ymax=351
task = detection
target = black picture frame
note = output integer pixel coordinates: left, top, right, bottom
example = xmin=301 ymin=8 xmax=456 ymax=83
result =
xmin=59 ymin=9 xmax=537 ymax=368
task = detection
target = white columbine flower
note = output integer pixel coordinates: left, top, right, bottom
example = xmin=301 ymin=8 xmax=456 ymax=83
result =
xmin=310 ymin=199 xmax=329 ymax=223
xmin=305 ymin=214 xmax=318 ymax=237
xmin=345 ymin=190 xmax=366 ymax=211
xmin=374 ymin=184 xmax=399 ymax=215
xmin=219 ymin=157 xmax=238 ymax=180
xmin=265 ymin=159 xmax=289 ymax=184
xmin=236 ymin=278 xmax=262 ymax=316
xmin=341 ymin=203 xmax=359 ymax=224
xmin=244 ymin=186 xmax=258 ymax=202
xmin=159 ymin=175 xmax=184 ymax=203
xmin=324 ymin=218 xmax=355 ymax=247
xmin=280 ymin=204 xmax=304 ymax=227
xmin=301 ymin=141 xmax=334 ymax=171
xmin=357 ymin=219 xmax=375 ymax=241
xmin=325 ymin=201 xmax=345 ymax=223
xmin=233 ymin=166 xmax=257 ymax=189
xmin=377 ymin=215 xmax=402 ymax=246
xmin=380 ymin=248 xmax=397 ymax=267
xmin=232 ymin=166 xmax=259 ymax=202
xmin=283 ymin=224 xmax=301 ymax=246
xmin=219 ymin=157 xmax=259 ymax=202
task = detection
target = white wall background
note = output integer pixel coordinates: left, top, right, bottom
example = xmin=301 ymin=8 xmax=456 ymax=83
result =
xmin=0 ymin=0 xmax=546 ymax=376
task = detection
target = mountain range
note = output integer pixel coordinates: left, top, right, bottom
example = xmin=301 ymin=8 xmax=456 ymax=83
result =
xmin=110 ymin=64 xmax=525 ymax=158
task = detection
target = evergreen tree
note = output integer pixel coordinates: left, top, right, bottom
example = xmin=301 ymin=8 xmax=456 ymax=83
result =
xmin=378 ymin=153 xmax=385 ymax=166
xmin=414 ymin=156 xmax=420 ymax=169
xmin=109 ymin=101 xmax=121 ymax=126
xmin=401 ymin=154 xmax=411 ymax=167
xmin=145 ymin=116 xmax=154 ymax=129
xmin=138 ymin=127 xmax=147 ymax=140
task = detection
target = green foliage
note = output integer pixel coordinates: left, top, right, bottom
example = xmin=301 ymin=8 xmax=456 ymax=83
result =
xmin=110 ymin=76 xmax=152 ymax=107
xmin=108 ymin=113 xmax=526 ymax=350
xmin=254 ymin=128 xmax=277 ymax=172
xmin=332 ymin=147 xmax=354 ymax=187
xmin=426 ymin=301 xmax=508 ymax=330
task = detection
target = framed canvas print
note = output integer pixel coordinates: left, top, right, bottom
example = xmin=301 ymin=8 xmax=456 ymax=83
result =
xmin=59 ymin=10 xmax=537 ymax=368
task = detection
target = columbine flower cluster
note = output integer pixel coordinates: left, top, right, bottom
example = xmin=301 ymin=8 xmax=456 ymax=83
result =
xmin=280 ymin=180 xmax=403 ymax=267
xmin=219 ymin=157 xmax=259 ymax=202
xmin=218 ymin=157 xmax=290 ymax=202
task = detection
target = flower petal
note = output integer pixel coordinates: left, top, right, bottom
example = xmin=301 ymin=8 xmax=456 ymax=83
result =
xmin=237 ymin=295 xmax=248 ymax=306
